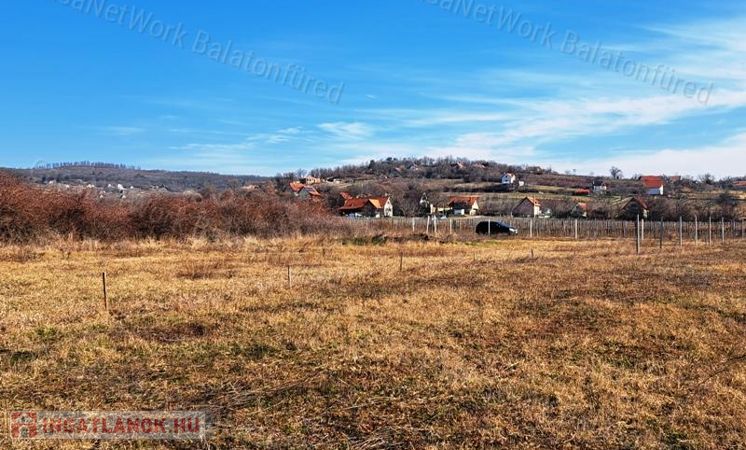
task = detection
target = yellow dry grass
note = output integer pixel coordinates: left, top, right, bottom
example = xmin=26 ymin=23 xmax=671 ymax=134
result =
xmin=0 ymin=237 xmax=745 ymax=449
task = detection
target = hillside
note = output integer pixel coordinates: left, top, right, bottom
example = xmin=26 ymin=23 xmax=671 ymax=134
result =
xmin=7 ymin=163 xmax=267 ymax=192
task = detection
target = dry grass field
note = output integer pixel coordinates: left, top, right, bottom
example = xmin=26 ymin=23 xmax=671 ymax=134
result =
xmin=0 ymin=237 xmax=745 ymax=449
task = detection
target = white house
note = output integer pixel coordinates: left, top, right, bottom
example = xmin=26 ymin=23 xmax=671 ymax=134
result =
xmin=501 ymin=173 xmax=517 ymax=185
xmin=641 ymin=176 xmax=664 ymax=196
xmin=592 ymin=179 xmax=608 ymax=194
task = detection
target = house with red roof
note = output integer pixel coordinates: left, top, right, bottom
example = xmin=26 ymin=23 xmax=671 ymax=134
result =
xmin=289 ymin=182 xmax=322 ymax=201
xmin=339 ymin=196 xmax=393 ymax=218
xmin=448 ymin=195 xmax=480 ymax=216
xmin=641 ymin=176 xmax=664 ymax=196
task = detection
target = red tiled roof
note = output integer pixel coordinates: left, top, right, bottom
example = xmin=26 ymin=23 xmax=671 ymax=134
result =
xmin=734 ymin=181 xmax=746 ymax=187
xmin=289 ymin=182 xmax=305 ymax=193
xmin=302 ymin=186 xmax=321 ymax=197
xmin=368 ymin=196 xmax=391 ymax=209
xmin=340 ymin=192 xmax=353 ymax=200
xmin=524 ymin=197 xmax=541 ymax=206
xmin=339 ymin=196 xmax=390 ymax=212
xmin=448 ymin=196 xmax=480 ymax=207
xmin=641 ymin=176 xmax=664 ymax=189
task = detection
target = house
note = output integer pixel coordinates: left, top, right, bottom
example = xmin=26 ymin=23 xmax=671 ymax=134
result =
xmin=289 ymin=182 xmax=306 ymax=194
xmin=300 ymin=176 xmax=322 ymax=185
xmin=592 ymin=179 xmax=608 ymax=194
xmin=574 ymin=188 xmax=591 ymax=196
xmin=339 ymin=192 xmax=353 ymax=201
xmin=513 ymin=197 xmax=542 ymax=217
xmin=501 ymin=173 xmax=517 ymax=185
xmin=619 ymin=197 xmax=649 ymax=220
xmin=339 ymin=196 xmax=394 ymax=218
xmin=298 ymin=186 xmax=322 ymax=201
xmin=641 ymin=176 xmax=664 ymax=196
xmin=570 ymin=202 xmax=588 ymax=218
xmin=733 ymin=181 xmax=746 ymax=191
xmin=448 ymin=196 xmax=480 ymax=216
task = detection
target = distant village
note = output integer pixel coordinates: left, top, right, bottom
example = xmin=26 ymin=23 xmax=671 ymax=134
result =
xmin=287 ymin=172 xmax=744 ymax=221
xmin=15 ymin=159 xmax=746 ymax=222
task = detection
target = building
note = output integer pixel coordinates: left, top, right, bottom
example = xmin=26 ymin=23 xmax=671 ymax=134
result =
xmin=298 ymin=186 xmax=322 ymax=201
xmin=592 ymin=179 xmax=608 ymax=194
xmin=501 ymin=173 xmax=517 ymax=185
xmin=641 ymin=176 xmax=664 ymax=196
xmin=513 ymin=197 xmax=542 ymax=217
xmin=339 ymin=196 xmax=394 ymax=218
xmin=733 ymin=181 xmax=746 ymax=191
xmin=289 ymin=182 xmax=322 ymax=201
xmin=448 ymin=196 xmax=480 ymax=216
xmin=300 ymin=176 xmax=322 ymax=185
xmin=570 ymin=202 xmax=588 ymax=218
xmin=289 ymin=182 xmax=306 ymax=195
xmin=619 ymin=197 xmax=649 ymax=220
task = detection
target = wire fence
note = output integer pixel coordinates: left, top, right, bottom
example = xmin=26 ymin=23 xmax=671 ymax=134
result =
xmin=344 ymin=215 xmax=746 ymax=243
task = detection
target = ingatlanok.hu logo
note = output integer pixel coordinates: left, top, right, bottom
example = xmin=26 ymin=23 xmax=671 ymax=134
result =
xmin=9 ymin=411 xmax=207 ymax=441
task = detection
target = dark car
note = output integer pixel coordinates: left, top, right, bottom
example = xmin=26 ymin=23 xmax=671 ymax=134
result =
xmin=476 ymin=221 xmax=518 ymax=236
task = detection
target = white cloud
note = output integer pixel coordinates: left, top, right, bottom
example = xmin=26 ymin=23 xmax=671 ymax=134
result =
xmin=318 ymin=122 xmax=373 ymax=140
xmin=551 ymin=132 xmax=746 ymax=178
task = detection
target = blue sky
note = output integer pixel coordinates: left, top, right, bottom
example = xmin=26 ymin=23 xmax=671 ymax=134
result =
xmin=1 ymin=1 xmax=745 ymax=177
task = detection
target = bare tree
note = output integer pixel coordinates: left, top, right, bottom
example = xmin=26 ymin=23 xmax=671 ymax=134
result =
xmin=610 ymin=166 xmax=623 ymax=180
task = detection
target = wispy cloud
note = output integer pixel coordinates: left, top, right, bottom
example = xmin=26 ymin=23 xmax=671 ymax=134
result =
xmin=100 ymin=126 xmax=146 ymax=137
xmin=318 ymin=122 xmax=373 ymax=140
xmin=550 ymin=132 xmax=746 ymax=178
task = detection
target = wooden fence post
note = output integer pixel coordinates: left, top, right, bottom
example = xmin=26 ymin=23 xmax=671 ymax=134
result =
xmin=399 ymin=252 xmax=404 ymax=272
xmin=708 ymin=216 xmax=713 ymax=245
xmin=636 ymin=215 xmax=641 ymax=255
xmin=721 ymin=218 xmax=726 ymax=243
xmin=659 ymin=219 xmax=664 ymax=249
xmin=529 ymin=219 xmax=534 ymax=239
xmin=679 ymin=217 xmax=683 ymax=247
xmin=102 ymin=272 xmax=109 ymax=312
xmin=574 ymin=219 xmax=579 ymax=240
xmin=695 ymin=216 xmax=699 ymax=243
xmin=641 ymin=218 xmax=645 ymax=241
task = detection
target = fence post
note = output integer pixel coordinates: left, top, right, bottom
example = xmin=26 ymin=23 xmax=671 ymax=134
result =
xmin=641 ymin=218 xmax=645 ymax=241
xmin=709 ymin=216 xmax=713 ymax=245
xmin=636 ymin=215 xmax=641 ymax=255
xmin=721 ymin=218 xmax=726 ymax=243
xmin=488 ymin=220 xmax=491 ymax=236
xmin=450 ymin=219 xmax=453 ymax=235
xmin=102 ymin=272 xmax=109 ymax=312
xmin=695 ymin=216 xmax=699 ymax=243
xmin=679 ymin=217 xmax=683 ymax=247
xmin=412 ymin=218 xmax=415 ymax=233
xmin=574 ymin=219 xmax=579 ymax=240
xmin=659 ymin=218 xmax=664 ymax=249
xmin=530 ymin=219 xmax=534 ymax=238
